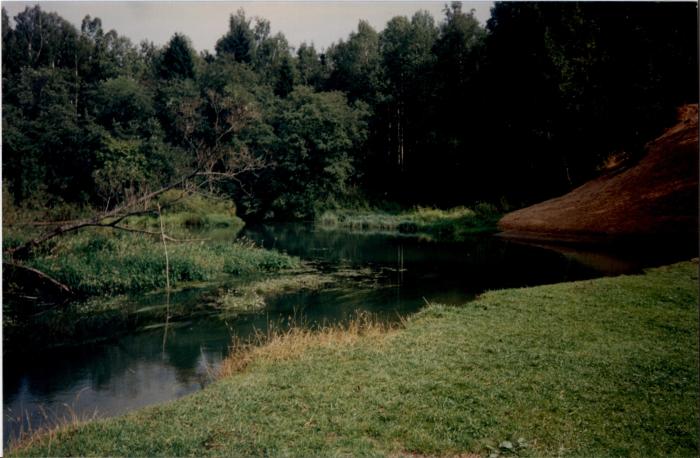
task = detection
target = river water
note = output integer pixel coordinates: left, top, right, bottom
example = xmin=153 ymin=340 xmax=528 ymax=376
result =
xmin=2 ymin=223 xmax=691 ymax=445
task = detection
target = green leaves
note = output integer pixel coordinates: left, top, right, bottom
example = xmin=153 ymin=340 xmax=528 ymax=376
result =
xmin=94 ymin=76 xmax=155 ymax=129
xmin=158 ymin=33 xmax=197 ymax=80
xmin=267 ymin=87 xmax=368 ymax=219
xmin=93 ymin=136 xmax=147 ymax=203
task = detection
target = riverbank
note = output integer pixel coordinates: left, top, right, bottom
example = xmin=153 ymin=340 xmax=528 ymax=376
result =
xmin=318 ymin=205 xmax=501 ymax=241
xmin=11 ymin=260 xmax=698 ymax=456
xmin=498 ymin=104 xmax=698 ymax=243
xmin=3 ymin=204 xmax=303 ymax=350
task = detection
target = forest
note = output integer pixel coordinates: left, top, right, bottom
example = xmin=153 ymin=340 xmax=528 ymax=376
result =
xmin=3 ymin=2 xmax=697 ymax=220
xmin=2 ymin=2 xmax=699 ymax=456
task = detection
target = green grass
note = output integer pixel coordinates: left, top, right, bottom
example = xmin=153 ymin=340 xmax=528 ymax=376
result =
xmin=11 ymin=261 xmax=698 ymax=457
xmin=24 ymin=230 xmax=299 ymax=296
xmin=318 ymin=204 xmax=501 ymax=241
xmin=114 ymin=190 xmax=245 ymax=232
xmin=3 ymin=227 xmax=301 ymax=349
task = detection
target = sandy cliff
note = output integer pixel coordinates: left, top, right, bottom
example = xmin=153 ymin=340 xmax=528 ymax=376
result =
xmin=498 ymin=105 xmax=699 ymax=244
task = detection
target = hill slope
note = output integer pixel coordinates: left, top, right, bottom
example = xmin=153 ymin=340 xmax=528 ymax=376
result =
xmin=499 ymin=105 xmax=699 ymax=243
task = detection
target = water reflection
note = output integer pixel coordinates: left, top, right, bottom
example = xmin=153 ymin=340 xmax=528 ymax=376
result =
xmin=4 ymin=321 xmax=229 ymax=443
xmin=5 ymin=223 xmax=690 ymax=445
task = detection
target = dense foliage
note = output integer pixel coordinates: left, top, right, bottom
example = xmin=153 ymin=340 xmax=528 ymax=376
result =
xmin=2 ymin=2 xmax=697 ymax=218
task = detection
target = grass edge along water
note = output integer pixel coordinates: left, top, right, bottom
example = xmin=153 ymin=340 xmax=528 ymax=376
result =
xmin=8 ymin=259 xmax=698 ymax=457
xmin=317 ymin=205 xmax=502 ymax=241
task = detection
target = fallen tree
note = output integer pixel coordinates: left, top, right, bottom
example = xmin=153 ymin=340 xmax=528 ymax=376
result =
xmin=4 ymin=87 xmax=267 ymax=297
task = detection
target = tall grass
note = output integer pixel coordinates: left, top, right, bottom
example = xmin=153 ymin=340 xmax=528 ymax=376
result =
xmin=5 ymin=389 xmax=100 ymax=454
xmin=122 ymin=190 xmax=244 ymax=231
xmin=318 ymin=204 xmax=501 ymax=240
xmin=25 ymin=230 xmax=299 ymax=296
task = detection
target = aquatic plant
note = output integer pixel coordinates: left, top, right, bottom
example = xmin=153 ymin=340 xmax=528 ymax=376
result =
xmin=216 ymin=273 xmax=334 ymax=314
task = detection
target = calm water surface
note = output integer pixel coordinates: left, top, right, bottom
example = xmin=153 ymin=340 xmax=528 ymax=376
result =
xmin=3 ymin=223 xmax=691 ymax=444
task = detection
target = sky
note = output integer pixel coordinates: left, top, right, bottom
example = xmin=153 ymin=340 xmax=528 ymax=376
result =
xmin=2 ymin=1 xmax=494 ymax=52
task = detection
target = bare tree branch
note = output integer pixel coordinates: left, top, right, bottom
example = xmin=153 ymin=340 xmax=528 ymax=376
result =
xmin=3 ymin=262 xmax=73 ymax=296
xmin=6 ymin=85 xmax=268 ymax=260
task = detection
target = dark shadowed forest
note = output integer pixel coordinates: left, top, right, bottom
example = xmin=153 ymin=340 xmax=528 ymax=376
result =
xmin=3 ymin=2 xmax=697 ymax=220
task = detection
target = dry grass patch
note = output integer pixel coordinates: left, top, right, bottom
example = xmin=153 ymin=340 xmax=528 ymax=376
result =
xmin=219 ymin=312 xmax=400 ymax=378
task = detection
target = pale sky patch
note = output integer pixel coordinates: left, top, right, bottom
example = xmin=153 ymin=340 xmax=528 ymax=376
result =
xmin=2 ymin=1 xmax=494 ymax=52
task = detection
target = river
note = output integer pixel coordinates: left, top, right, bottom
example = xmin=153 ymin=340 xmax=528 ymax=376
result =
xmin=3 ymin=223 xmax=690 ymax=445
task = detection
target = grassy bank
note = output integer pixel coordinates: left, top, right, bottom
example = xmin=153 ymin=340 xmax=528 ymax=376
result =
xmin=318 ymin=205 xmax=501 ymax=241
xmin=3 ymin=228 xmax=301 ymax=349
xmin=4 ymin=191 xmax=297 ymax=296
xmin=23 ymin=231 xmax=298 ymax=296
xmin=11 ymin=261 xmax=698 ymax=456
xmin=3 ymin=197 xmax=302 ymax=349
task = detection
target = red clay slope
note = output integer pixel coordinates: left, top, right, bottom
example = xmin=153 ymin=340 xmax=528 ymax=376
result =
xmin=498 ymin=104 xmax=699 ymax=242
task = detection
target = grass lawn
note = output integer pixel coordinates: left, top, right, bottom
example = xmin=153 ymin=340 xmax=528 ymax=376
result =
xmin=11 ymin=261 xmax=699 ymax=457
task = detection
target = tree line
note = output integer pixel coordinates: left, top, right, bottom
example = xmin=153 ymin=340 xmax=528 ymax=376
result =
xmin=2 ymin=2 xmax=697 ymax=220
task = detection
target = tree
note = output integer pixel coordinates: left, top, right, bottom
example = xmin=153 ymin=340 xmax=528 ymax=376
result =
xmin=376 ymin=11 xmax=438 ymax=200
xmin=326 ymin=20 xmax=382 ymax=104
xmin=1 ymin=7 xmax=9 ymax=40
xmin=93 ymin=136 xmax=148 ymax=204
xmin=215 ymin=9 xmax=255 ymax=63
xmin=296 ymin=42 xmax=326 ymax=89
xmin=8 ymin=80 xmax=266 ymax=259
xmin=93 ymin=76 xmax=155 ymax=131
xmin=274 ymin=56 xmax=295 ymax=97
xmin=3 ymin=6 xmax=80 ymax=73
xmin=478 ymin=2 xmax=698 ymax=204
xmin=253 ymin=31 xmax=296 ymax=92
xmin=428 ymin=3 xmax=487 ymax=203
xmin=4 ymin=2 xmax=696 ymax=226
xmin=2 ymin=66 xmax=100 ymax=204
xmin=263 ymin=87 xmax=368 ymax=219
xmin=79 ymin=15 xmax=141 ymax=83
xmin=158 ymin=33 xmax=196 ymax=79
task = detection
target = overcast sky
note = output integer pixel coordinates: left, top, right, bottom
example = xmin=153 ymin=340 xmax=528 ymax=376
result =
xmin=3 ymin=1 xmax=494 ymax=52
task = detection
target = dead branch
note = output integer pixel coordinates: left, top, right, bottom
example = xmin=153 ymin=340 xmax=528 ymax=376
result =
xmin=6 ymin=87 xmax=268 ymax=260
xmin=108 ymin=224 xmax=209 ymax=243
xmin=5 ymin=164 xmax=254 ymax=259
xmin=6 ymin=170 xmax=200 ymax=259
xmin=3 ymin=262 xmax=73 ymax=296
